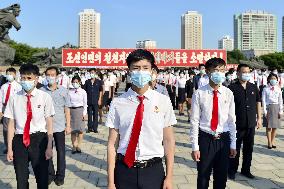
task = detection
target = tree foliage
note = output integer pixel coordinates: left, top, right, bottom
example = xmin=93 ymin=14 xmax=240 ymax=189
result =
xmin=260 ymin=53 xmax=284 ymax=69
xmin=8 ymin=40 xmax=47 ymax=65
xmin=227 ymin=49 xmax=247 ymax=64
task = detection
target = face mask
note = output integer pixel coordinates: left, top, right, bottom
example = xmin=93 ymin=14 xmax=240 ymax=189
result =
xmin=61 ymin=71 xmax=66 ymax=75
xmin=270 ymin=79 xmax=278 ymax=86
xmin=210 ymin=72 xmax=225 ymax=85
xmin=226 ymin=75 xmax=232 ymax=81
xmin=241 ymin=73 xmax=251 ymax=81
xmin=130 ymin=70 xmax=152 ymax=88
xmin=69 ymin=74 xmax=73 ymax=78
xmin=90 ymin=73 xmax=97 ymax=79
xmin=46 ymin=76 xmax=56 ymax=85
xmin=103 ymin=76 xmax=107 ymax=80
xmin=6 ymin=74 xmax=14 ymax=82
xmin=175 ymin=73 xmax=179 ymax=76
xmin=21 ymin=80 xmax=35 ymax=92
xmin=180 ymin=74 xmax=185 ymax=78
xmin=200 ymin=69 xmax=206 ymax=75
xmin=272 ymin=71 xmax=278 ymax=75
xmin=185 ymin=70 xmax=188 ymax=74
xmin=72 ymin=83 xmax=80 ymax=89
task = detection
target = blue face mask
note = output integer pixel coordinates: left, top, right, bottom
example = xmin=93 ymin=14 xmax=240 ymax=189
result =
xmin=226 ymin=75 xmax=232 ymax=81
xmin=241 ymin=73 xmax=251 ymax=81
xmin=21 ymin=80 xmax=35 ymax=92
xmin=210 ymin=72 xmax=225 ymax=85
xmin=270 ymin=79 xmax=278 ymax=86
xmin=46 ymin=76 xmax=56 ymax=85
xmin=130 ymin=71 xmax=152 ymax=88
xmin=6 ymin=75 xmax=14 ymax=82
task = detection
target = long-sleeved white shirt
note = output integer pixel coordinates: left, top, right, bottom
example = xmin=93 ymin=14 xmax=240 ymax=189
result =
xmin=190 ymin=84 xmax=236 ymax=151
xmin=262 ymin=85 xmax=283 ymax=116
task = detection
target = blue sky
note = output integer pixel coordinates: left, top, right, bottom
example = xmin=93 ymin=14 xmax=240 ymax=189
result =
xmin=1 ymin=0 xmax=284 ymax=51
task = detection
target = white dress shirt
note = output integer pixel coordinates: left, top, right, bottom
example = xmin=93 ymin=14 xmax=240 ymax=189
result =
xmin=198 ymin=75 xmax=209 ymax=89
xmin=177 ymin=78 xmax=187 ymax=88
xmin=0 ymin=80 xmax=22 ymax=111
xmin=69 ymin=88 xmax=88 ymax=116
xmin=104 ymin=79 xmax=112 ymax=92
xmin=257 ymin=75 xmax=267 ymax=88
xmin=58 ymin=74 xmax=70 ymax=89
xmin=190 ymin=84 xmax=236 ymax=151
xmin=262 ymin=85 xmax=283 ymax=116
xmin=105 ymin=88 xmax=177 ymax=160
xmin=4 ymin=88 xmax=55 ymax=134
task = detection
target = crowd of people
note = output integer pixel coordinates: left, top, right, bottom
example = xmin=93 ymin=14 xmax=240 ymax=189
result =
xmin=0 ymin=49 xmax=283 ymax=189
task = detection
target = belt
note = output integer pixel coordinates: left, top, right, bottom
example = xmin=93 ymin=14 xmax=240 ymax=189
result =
xmin=15 ymin=131 xmax=46 ymax=136
xmin=199 ymin=129 xmax=229 ymax=140
xmin=70 ymin=106 xmax=83 ymax=109
xmin=116 ymin=153 xmax=162 ymax=168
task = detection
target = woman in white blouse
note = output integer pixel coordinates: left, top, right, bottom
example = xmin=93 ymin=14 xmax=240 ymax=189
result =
xmin=176 ymin=72 xmax=187 ymax=115
xmin=262 ymin=73 xmax=283 ymax=149
xmin=69 ymin=76 xmax=88 ymax=154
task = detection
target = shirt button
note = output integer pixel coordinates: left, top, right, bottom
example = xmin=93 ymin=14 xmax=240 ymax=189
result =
xmin=247 ymin=105 xmax=250 ymax=108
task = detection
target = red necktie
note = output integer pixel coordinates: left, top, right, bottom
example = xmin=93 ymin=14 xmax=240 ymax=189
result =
xmin=23 ymin=94 xmax=32 ymax=147
xmin=60 ymin=76 xmax=63 ymax=85
xmin=4 ymin=84 xmax=11 ymax=106
xmin=211 ymin=90 xmax=218 ymax=132
xmin=124 ymin=96 xmax=145 ymax=168
xmin=261 ymin=77 xmax=264 ymax=86
xmin=271 ymin=87 xmax=274 ymax=91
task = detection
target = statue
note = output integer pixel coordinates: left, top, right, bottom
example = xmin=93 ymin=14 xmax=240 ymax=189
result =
xmin=32 ymin=43 xmax=76 ymax=67
xmin=0 ymin=4 xmax=21 ymax=65
xmin=0 ymin=4 xmax=21 ymax=42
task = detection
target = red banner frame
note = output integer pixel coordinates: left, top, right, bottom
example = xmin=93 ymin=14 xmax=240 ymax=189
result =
xmin=62 ymin=48 xmax=227 ymax=68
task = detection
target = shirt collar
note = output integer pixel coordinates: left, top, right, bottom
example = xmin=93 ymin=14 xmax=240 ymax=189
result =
xmin=22 ymin=87 xmax=38 ymax=97
xmin=127 ymin=87 xmax=153 ymax=101
xmin=206 ymin=84 xmax=224 ymax=94
xmin=46 ymin=85 xmax=59 ymax=91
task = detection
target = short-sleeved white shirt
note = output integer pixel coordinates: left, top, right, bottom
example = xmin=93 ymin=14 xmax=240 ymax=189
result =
xmin=4 ymin=88 xmax=55 ymax=134
xmin=105 ymin=88 xmax=177 ymax=160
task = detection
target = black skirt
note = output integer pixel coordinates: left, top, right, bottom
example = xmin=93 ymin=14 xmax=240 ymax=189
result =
xmin=177 ymin=88 xmax=186 ymax=103
xmin=103 ymin=91 xmax=110 ymax=106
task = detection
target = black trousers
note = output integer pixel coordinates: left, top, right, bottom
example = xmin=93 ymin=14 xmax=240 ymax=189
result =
xmin=12 ymin=132 xmax=49 ymax=189
xmin=114 ymin=161 xmax=165 ymax=189
xmin=87 ymin=104 xmax=99 ymax=131
xmin=197 ymin=131 xmax=230 ymax=189
xmin=166 ymin=85 xmax=176 ymax=109
xmin=229 ymin=127 xmax=255 ymax=174
xmin=1 ymin=115 xmax=9 ymax=150
xmin=48 ymin=131 xmax=66 ymax=181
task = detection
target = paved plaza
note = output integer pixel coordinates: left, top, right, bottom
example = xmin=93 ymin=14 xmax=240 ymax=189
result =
xmin=0 ymin=99 xmax=284 ymax=189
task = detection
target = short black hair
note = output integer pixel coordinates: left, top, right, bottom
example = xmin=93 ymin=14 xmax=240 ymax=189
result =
xmin=237 ymin=64 xmax=250 ymax=72
xmin=267 ymin=73 xmax=278 ymax=82
xmin=6 ymin=67 xmax=16 ymax=74
xmin=126 ymin=49 xmax=155 ymax=68
xmin=89 ymin=68 xmax=96 ymax=72
xmin=152 ymin=64 xmax=159 ymax=73
xmin=45 ymin=66 xmax=59 ymax=75
xmin=60 ymin=68 xmax=66 ymax=71
xmin=199 ymin=64 xmax=205 ymax=69
xmin=205 ymin=58 xmax=226 ymax=70
xmin=71 ymin=75 xmax=81 ymax=83
xmin=19 ymin=64 xmax=40 ymax=76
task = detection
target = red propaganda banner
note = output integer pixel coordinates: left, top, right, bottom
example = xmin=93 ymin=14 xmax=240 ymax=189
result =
xmin=226 ymin=64 xmax=238 ymax=70
xmin=62 ymin=48 xmax=227 ymax=68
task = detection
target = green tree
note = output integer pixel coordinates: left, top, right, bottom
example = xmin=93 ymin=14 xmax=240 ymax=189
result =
xmin=260 ymin=53 xmax=284 ymax=69
xmin=227 ymin=49 xmax=247 ymax=64
xmin=8 ymin=40 xmax=47 ymax=65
